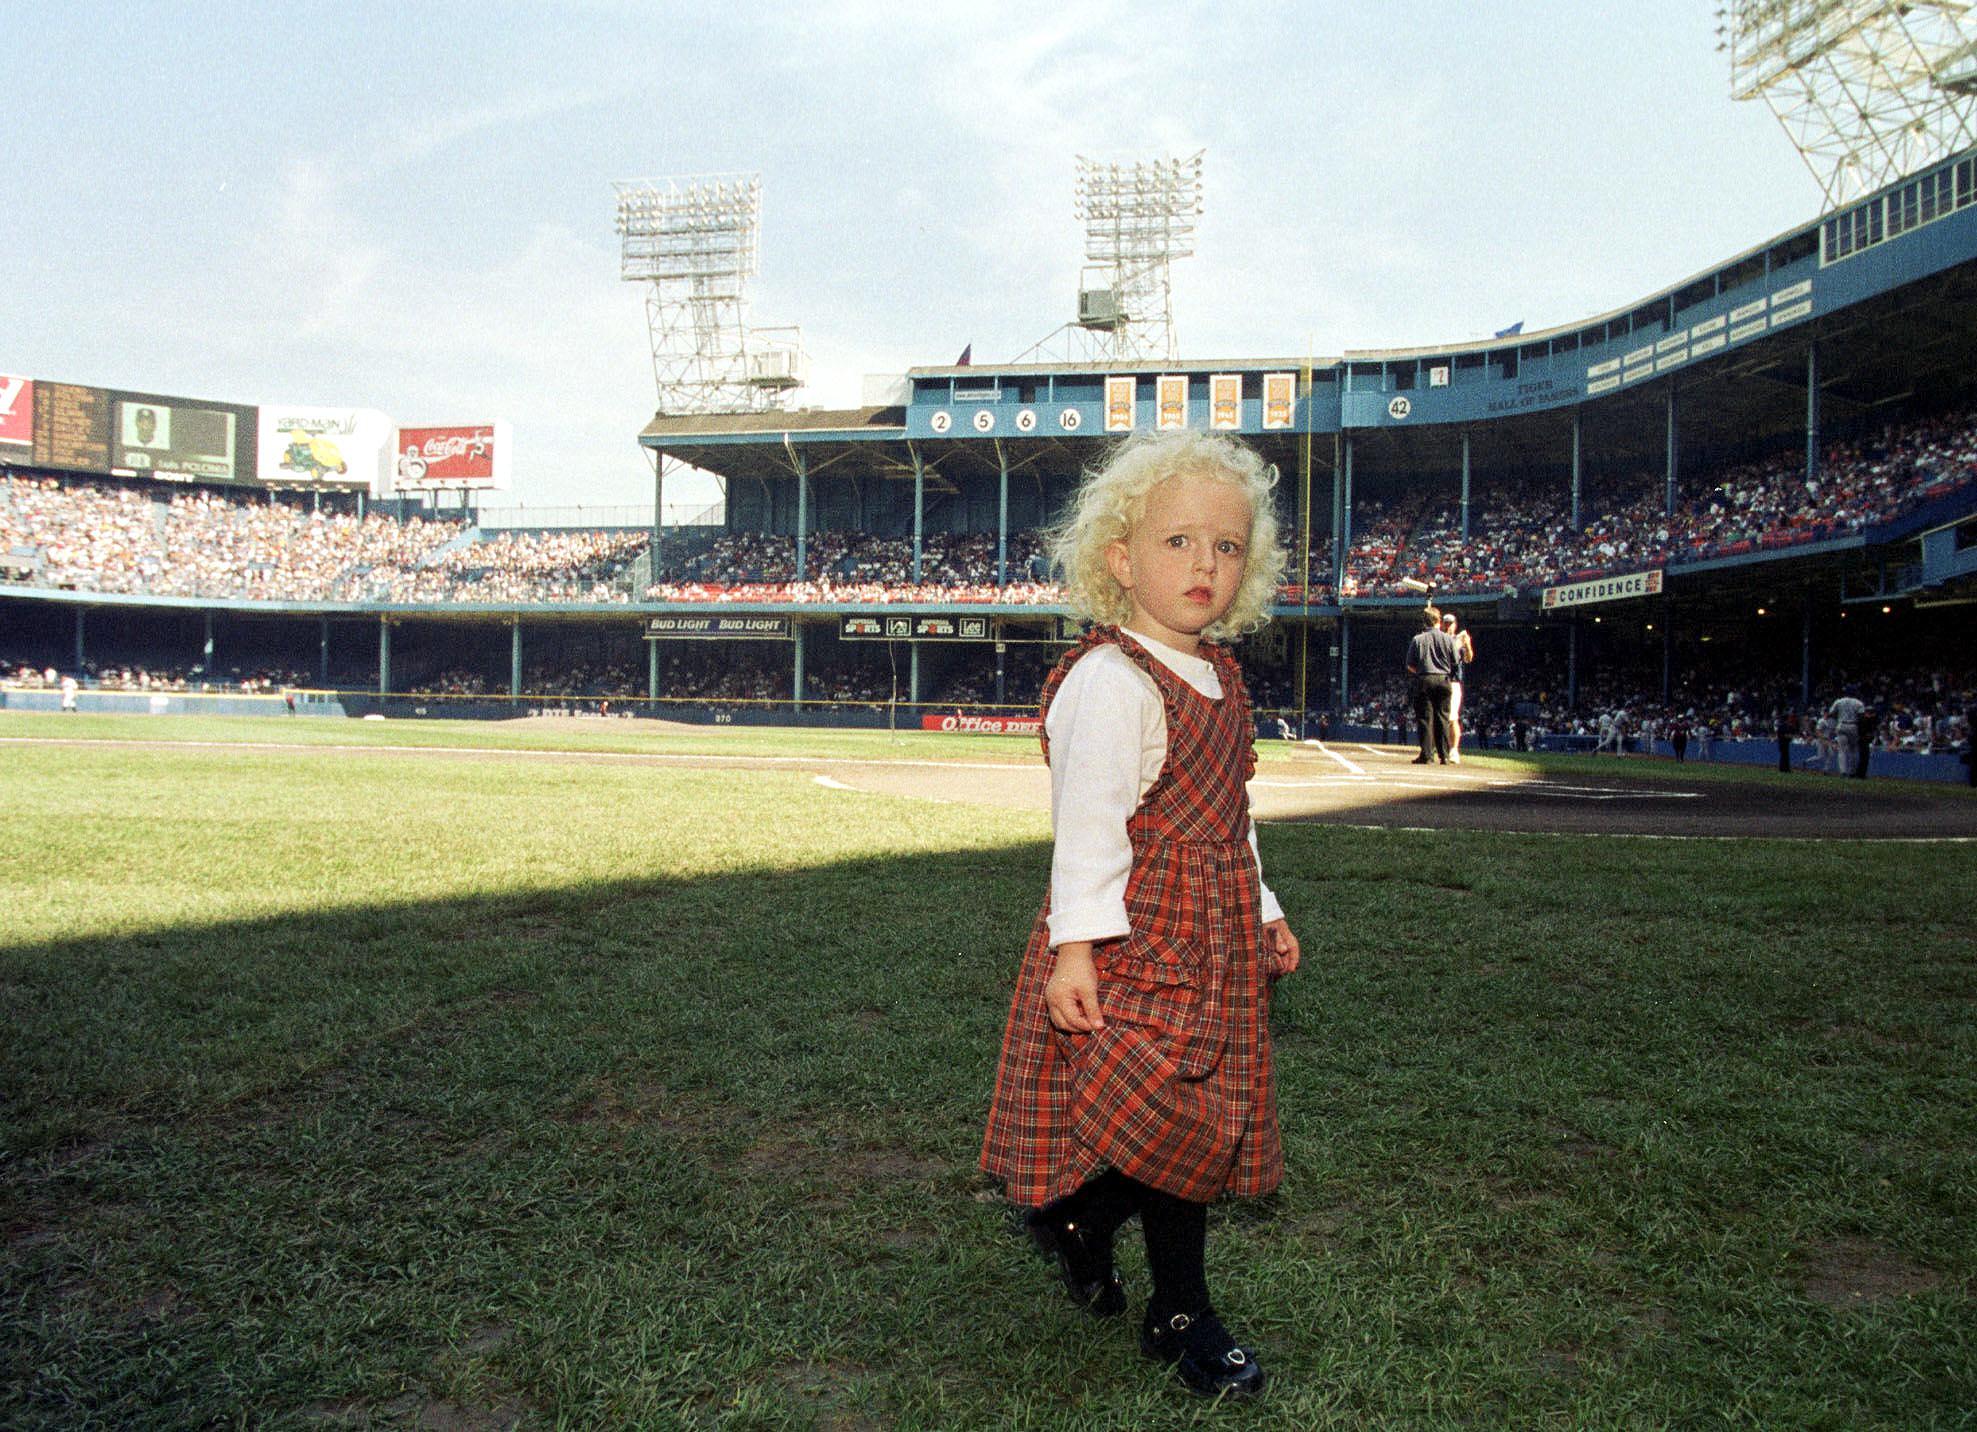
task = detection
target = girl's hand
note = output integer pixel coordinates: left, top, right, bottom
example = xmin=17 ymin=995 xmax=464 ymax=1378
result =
xmin=1264 ymin=918 xmax=1301 ymax=976
xmin=1044 ymin=942 xmax=1106 ymax=1033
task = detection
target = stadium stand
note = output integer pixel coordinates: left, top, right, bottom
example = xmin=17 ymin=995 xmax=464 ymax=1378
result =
xmin=11 ymin=403 xmax=1969 ymax=610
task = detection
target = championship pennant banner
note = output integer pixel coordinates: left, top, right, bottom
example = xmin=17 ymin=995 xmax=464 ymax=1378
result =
xmin=1104 ymin=375 xmax=1135 ymax=432
xmin=645 ymin=615 xmax=791 ymax=639
xmin=1210 ymin=373 xmax=1241 ymax=430
xmin=841 ymin=613 xmax=991 ymax=641
xmin=1542 ymin=569 xmax=1664 ymax=610
xmin=1262 ymin=372 xmax=1295 ymax=430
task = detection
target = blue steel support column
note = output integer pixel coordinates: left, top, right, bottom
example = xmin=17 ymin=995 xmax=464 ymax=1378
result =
xmin=1805 ymin=341 xmax=1820 ymax=483
xmin=1460 ymin=429 xmax=1471 ymax=541
xmin=1338 ymin=613 xmax=1351 ymax=718
xmin=1570 ymin=409 xmax=1583 ymax=532
xmin=1329 ymin=434 xmax=1345 ymax=593
xmin=1567 ymin=619 xmax=1578 ymax=710
xmin=996 ymin=440 xmax=1009 ymax=585
xmin=793 ymin=451 xmax=808 ymax=583
xmin=648 ymin=636 xmax=659 ymax=701
xmin=909 ymin=643 xmax=920 ymax=705
xmin=1661 ymin=611 xmax=1672 ymax=703
xmin=793 ymin=623 xmax=805 ymax=705
xmin=651 ymin=455 xmax=664 ymax=591
xmin=910 ymin=443 xmax=924 ymax=581
xmin=319 ymin=617 xmax=329 ymax=686
xmin=1338 ymin=436 xmax=1354 ymax=589
xmin=203 ymin=611 xmax=214 ymax=674
xmin=1665 ymin=389 xmax=1679 ymax=518
xmin=74 ymin=608 xmax=85 ymax=670
xmin=510 ymin=620 xmax=522 ymax=698
xmin=378 ymin=617 xmax=390 ymax=696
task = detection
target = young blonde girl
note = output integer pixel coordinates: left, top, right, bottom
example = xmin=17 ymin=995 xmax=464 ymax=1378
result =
xmin=981 ymin=430 xmax=1300 ymax=1399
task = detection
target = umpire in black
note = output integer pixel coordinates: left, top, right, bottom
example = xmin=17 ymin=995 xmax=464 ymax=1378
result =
xmin=1406 ymin=606 xmax=1461 ymax=765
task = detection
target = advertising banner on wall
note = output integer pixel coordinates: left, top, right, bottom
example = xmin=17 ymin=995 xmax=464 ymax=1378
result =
xmin=1262 ymin=372 xmax=1295 ymax=430
xmin=1156 ymin=375 xmax=1188 ymax=430
xmin=645 ymin=615 xmax=791 ymax=639
xmin=393 ymin=421 xmax=510 ymax=490
xmin=840 ymin=613 xmax=992 ymax=641
xmin=0 ymin=375 xmax=31 ymax=447
xmin=920 ymin=712 xmax=1042 ymax=735
xmin=1210 ymin=373 xmax=1241 ymax=430
xmin=1542 ymin=569 xmax=1664 ymax=610
xmin=1104 ymin=375 xmax=1136 ymax=433
xmin=107 ymin=390 xmax=258 ymax=482
xmin=256 ymin=406 xmax=393 ymax=490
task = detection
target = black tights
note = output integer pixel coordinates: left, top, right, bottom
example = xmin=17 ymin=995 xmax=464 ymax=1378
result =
xmin=1051 ymin=1169 xmax=1210 ymax=1318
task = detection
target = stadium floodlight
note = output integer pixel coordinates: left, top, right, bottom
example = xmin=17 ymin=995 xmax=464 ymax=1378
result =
xmin=1727 ymin=1 xmax=1977 ymax=209
xmin=1072 ymin=150 xmax=1205 ymax=361
xmin=614 ymin=173 xmax=804 ymax=415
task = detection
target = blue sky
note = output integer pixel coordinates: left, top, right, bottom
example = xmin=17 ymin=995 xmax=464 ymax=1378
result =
xmin=6 ymin=3 xmax=1823 ymax=512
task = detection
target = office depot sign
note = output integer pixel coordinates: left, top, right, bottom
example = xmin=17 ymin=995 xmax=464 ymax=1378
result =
xmin=920 ymin=713 xmax=1042 ymax=735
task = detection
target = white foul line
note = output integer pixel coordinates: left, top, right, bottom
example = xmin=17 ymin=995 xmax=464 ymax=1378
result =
xmin=1307 ymin=741 xmax=1366 ymax=776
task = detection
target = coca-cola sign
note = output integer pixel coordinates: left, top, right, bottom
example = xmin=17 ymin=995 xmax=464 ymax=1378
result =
xmin=393 ymin=422 xmax=508 ymax=489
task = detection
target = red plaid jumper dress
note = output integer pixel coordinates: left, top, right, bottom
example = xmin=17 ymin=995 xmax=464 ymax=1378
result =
xmin=980 ymin=625 xmax=1283 ymax=1207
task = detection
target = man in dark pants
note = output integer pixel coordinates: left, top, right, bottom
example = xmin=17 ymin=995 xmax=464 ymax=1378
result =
xmin=1405 ymin=607 xmax=1460 ymax=765
xmin=1854 ymin=703 xmax=1877 ymax=778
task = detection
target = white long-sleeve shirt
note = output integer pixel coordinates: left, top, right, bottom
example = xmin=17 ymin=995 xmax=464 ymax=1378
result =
xmin=1044 ymin=633 xmax=1286 ymax=947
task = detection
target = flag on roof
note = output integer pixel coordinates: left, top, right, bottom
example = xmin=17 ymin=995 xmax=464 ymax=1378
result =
xmin=956 ymin=344 xmax=973 ymax=366
xmin=1494 ymin=321 xmax=1524 ymax=338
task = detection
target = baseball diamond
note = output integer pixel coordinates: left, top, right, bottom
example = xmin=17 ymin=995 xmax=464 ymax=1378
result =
xmin=6 ymin=8 xmax=1977 ymax=1426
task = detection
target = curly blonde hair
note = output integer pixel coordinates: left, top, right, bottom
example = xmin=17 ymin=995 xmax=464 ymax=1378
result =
xmin=1046 ymin=430 xmax=1287 ymax=642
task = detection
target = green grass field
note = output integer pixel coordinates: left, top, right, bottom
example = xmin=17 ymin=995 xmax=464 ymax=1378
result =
xmin=1 ymin=714 xmax=1972 ymax=1428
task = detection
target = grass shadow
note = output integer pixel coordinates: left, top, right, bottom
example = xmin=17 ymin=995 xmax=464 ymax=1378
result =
xmin=1 ymin=749 xmax=1972 ymax=1426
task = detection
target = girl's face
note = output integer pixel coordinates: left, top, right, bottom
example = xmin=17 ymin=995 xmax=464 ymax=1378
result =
xmin=1105 ymin=470 xmax=1251 ymax=654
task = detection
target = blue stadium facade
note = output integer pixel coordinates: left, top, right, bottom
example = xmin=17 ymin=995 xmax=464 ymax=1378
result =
xmin=638 ymin=146 xmax=1977 ymax=711
xmin=5 ymin=148 xmax=1977 ymax=728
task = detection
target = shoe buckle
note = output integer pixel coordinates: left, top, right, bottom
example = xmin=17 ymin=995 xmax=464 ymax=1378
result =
xmin=1227 ymin=1349 xmax=1247 ymax=1365
xmin=1166 ymin=1312 xmax=1193 ymax=1332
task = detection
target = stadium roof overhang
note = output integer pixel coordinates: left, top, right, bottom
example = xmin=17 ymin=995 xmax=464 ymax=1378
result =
xmin=641 ymin=405 xmax=1331 ymax=490
xmin=1337 ymin=259 xmax=1977 ymax=489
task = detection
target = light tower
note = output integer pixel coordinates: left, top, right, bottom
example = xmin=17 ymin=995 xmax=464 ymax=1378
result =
xmin=614 ymin=173 xmax=805 ymax=415
xmin=1725 ymin=1 xmax=1977 ymax=209
xmin=1072 ymin=150 xmax=1205 ymax=361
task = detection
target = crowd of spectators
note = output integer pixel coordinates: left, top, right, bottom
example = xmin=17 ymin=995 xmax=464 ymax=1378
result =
xmin=1347 ymin=405 xmax=1977 ymax=597
xmin=3 ymin=656 xmax=305 ymax=693
xmin=378 ymin=530 xmax=647 ymax=604
xmin=0 ymin=477 xmax=646 ymax=604
xmin=1339 ymin=664 xmax=1973 ymax=757
xmin=5 ymin=404 xmax=1974 ymax=610
xmin=644 ymin=530 xmax=1056 ymax=604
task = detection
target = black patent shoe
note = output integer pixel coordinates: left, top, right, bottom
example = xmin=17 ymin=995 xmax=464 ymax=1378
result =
xmin=1140 ymin=1308 xmax=1266 ymax=1398
xmin=1024 ymin=1209 xmax=1127 ymax=1317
